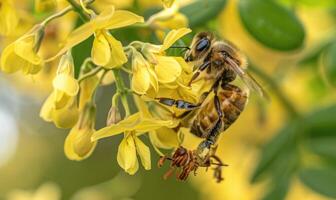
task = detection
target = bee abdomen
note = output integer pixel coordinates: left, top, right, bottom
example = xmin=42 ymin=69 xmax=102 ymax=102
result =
xmin=219 ymin=84 xmax=247 ymax=131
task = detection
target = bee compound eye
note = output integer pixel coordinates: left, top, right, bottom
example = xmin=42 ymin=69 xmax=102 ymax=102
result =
xmin=196 ymin=38 xmax=210 ymax=52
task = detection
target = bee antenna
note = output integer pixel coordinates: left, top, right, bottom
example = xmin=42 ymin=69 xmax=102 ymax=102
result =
xmin=170 ymin=46 xmax=190 ymax=50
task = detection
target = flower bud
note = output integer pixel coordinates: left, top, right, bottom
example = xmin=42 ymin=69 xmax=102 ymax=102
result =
xmin=106 ymin=106 xmax=121 ymax=126
xmin=1 ymin=25 xmax=45 ymax=74
xmin=64 ymin=103 xmax=97 ymax=160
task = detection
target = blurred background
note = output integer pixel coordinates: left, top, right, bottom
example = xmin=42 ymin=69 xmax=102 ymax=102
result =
xmin=1 ymin=0 xmax=336 ymax=199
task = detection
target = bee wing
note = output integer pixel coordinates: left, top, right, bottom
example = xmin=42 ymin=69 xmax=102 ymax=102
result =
xmin=226 ymin=57 xmax=269 ymax=100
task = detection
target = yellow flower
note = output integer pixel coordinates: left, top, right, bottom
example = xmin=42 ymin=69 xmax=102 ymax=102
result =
xmin=1 ymin=25 xmax=45 ymax=74
xmin=35 ymin=0 xmax=57 ymax=13
xmin=52 ymin=51 xmax=79 ymax=109
xmin=40 ymin=52 xmax=79 ymax=128
xmin=0 ymin=0 xmax=18 ymax=36
xmin=131 ymin=50 xmax=158 ymax=94
xmin=117 ymin=132 xmax=150 ymax=175
xmin=64 ymin=103 xmax=97 ymax=161
xmin=135 ymin=96 xmax=179 ymax=150
xmin=131 ymin=28 xmax=191 ymax=95
xmin=92 ymin=112 xmax=175 ymax=174
xmin=50 ymin=6 xmax=144 ymax=69
xmin=91 ymin=30 xmax=127 ymax=68
xmin=40 ymin=91 xmax=79 ymax=128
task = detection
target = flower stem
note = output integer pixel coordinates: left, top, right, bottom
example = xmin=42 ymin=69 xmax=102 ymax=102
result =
xmin=78 ymin=66 xmax=103 ymax=83
xmin=66 ymin=0 xmax=90 ymax=21
xmin=41 ymin=6 xmax=73 ymax=27
xmin=112 ymin=69 xmax=131 ymax=116
xmin=249 ymin=65 xmax=300 ymax=119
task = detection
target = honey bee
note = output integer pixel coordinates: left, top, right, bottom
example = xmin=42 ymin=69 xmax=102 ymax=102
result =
xmin=157 ymin=32 xmax=266 ymax=182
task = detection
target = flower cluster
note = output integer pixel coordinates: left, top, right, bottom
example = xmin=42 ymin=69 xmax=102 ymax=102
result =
xmin=0 ymin=0 xmax=203 ymax=175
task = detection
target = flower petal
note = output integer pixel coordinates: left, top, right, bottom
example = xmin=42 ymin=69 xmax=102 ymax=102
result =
xmin=92 ymin=113 xmax=141 ymax=140
xmin=160 ymin=28 xmax=191 ymax=52
xmin=149 ymin=127 xmax=179 ymax=149
xmin=91 ymin=31 xmax=111 ymax=66
xmin=117 ymin=135 xmax=138 ymax=175
xmin=105 ymin=10 xmax=144 ymax=30
xmin=46 ymin=6 xmax=115 ymax=61
xmin=148 ymin=66 xmax=159 ymax=93
xmin=134 ymin=136 xmax=151 ymax=170
xmin=64 ymin=125 xmax=81 ymax=160
xmin=40 ymin=92 xmax=56 ymax=122
xmin=69 ymin=126 xmax=97 ymax=160
xmin=52 ymin=99 xmax=79 ymax=129
xmin=14 ymin=34 xmax=42 ymax=65
xmin=92 ymin=112 xmax=174 ymax=141
xmin=79 ymin=75 xmax=99 ymax=110
xmin=155 ymin=56 xmax=181 ymax=83
xmin=1 ymin=43 xmax=22 ymax=73
xmin=131 ymin=56 xmax=151 ymax=94
xmin=105 ymin=35 xmax=127 ymax=68
xmin=53 ymin=74 xmax=79 ymax=96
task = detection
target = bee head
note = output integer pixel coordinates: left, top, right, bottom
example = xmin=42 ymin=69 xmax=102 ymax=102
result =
xmin=212 ymin=41 xmax=247 ymax=68
xmin=185 ymin=32 xmax=215 ymax=62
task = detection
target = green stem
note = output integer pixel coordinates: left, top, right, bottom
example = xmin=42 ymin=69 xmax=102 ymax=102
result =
xmin=41 ymin=6 xmax=73 ymax=27
xmin=112 ymin=69 xmax=131 ymax=116
xmin=66 ymin=0 xmax=90 ymax=21
xmin=78 ymin=66 xmax=103 ymax=83
xmin=249 ymin=65 xmax=300 ymax=119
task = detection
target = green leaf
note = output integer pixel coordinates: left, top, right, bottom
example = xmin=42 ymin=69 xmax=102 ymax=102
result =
xmin=261 ymin=176 xmax=290 ymax=200
xmin=299 ymin=167 xmax=336 ymax=198
xmin=320 ymin=41 xmax=336 ymax=87
xmin=180 ymin=0 xmax=227 ymax=27
xmin=305 ymin=105 xmax=336 ymax=138
xmin=251 ymin=122 xmax=298 ymax=183
xmin=278 ymin=0 xmax=336 ymax=8
xmin=308 ymin=137 xmax=336 ymax=161
xmin=239 ymin=0 xmax=305 ymax=51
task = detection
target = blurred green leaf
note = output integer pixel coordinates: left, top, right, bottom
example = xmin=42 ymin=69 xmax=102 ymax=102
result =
xmin=239 ymin=0 xmax=305 ymax=51
xmin=180 ymin=0 xmax=227 ymax=27
xmin=320 ymin=41 xmax=336 ymax=87
xmin=305 ymin=105 xmax=336 ymax=138
xmin=278 ymin=0 xmax=336 ymax=8
xmin=261 ymin=176 xmax=290 ymax=200
xmin=251 ymin=122 xmax=298 ymax=183
xmin=308 ymin=137 xmax=336 ymax=162
xmin=299 ymin=167 xmax=336 ymax=198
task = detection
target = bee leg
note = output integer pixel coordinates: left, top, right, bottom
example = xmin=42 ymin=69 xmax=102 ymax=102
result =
xmin=157 ymin=98 xmax=200 ymax=110
xmin=188 ymin=60 xmax=211 ymax=85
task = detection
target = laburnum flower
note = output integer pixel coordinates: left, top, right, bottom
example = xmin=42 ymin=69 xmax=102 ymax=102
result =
xmin=50 ymin=6 xmax=144 ymax=69
xmin=131 ymin=28 xmax=191 ymax=95
xmin=65 ymin=103 xmax=97 ymax=161
xmin=135 ymin=96 xmax=180 ymax=151
xmin=40 ymin=52 xmax=79 ymax=128
xmin=1 ymin=25 xmax=44 ymax=74
xmin=146 ymin=1 xmax=188 ymax=39
xmin=131 ymin=50 xmax=158 ymax=94
xmin=0 ymin=0 xmax=18 ymax=36
xmin=92 ymin=112 xmax=175 ymax=174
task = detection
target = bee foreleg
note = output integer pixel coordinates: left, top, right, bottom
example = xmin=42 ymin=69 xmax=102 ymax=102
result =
xmin=157 ymin=98 xmax=200 ymax=110
xmin=188 ymin=60 xmax=211 ymax=85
